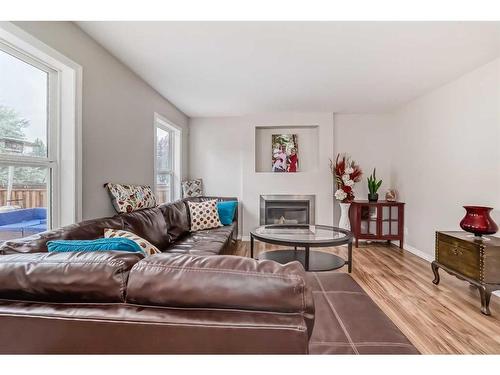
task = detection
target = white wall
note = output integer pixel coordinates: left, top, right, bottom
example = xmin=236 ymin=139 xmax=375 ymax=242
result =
xmin=190 ymin=113 xmax=335 ymax=237
xmin=332 ymin=114 xmax=394 ymax=224
xmin=14 ymin=21 xmax=189 ymax=220
xmin=391 ymin=58 xmax=500 ymax=257
xmin=189 ymin=116 xmax=244 ymax=198
xmin=333 ymin=114 xmax=394 ymax=198
xmin=332 ymin=60 xmax=500 ymax=259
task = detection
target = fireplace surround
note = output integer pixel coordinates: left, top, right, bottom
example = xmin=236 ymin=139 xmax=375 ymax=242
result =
xmin=260 ymin=195 xmax=315 ymax=225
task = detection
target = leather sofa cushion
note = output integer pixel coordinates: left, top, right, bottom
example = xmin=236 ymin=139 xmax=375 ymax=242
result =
xmin=166 ymin=223 xmax=236 ymax=255
xmin=126 ymin=254 xmax=314 ymax=317
xmin=0 ymin=251 xmax=143 ymax=303
xmin=121 ymin=207 xmax=170 ymax=251
xmin=159 ymin=200 xmax=190 ymax=242
xmin=0 ymin=216 xmax=124 ymax=254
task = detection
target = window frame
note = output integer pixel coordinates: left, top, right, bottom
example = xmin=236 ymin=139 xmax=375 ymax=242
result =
xmin=155 ymin=123 xmax=174 ymax=203
xmin=0 ymin=40 xmax=60 ymax=228
xmin=153 ymin=113 xmax=182 ymax=204
xmin=0 ymin=21 xmax=83 ymax=227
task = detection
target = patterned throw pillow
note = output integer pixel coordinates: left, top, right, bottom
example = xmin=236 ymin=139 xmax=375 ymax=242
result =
xmin=105 ymin=183 xmax=157 ymax=213
xmin=187 ymin=200 xmax=223 ymax=231
xmin=104 ymin=229 xmax=161 ymax=256
xmin=182 ymin=179 xmax=203 ymax=198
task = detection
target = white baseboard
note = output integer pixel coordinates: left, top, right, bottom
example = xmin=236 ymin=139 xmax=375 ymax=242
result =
xmin=392 ymin=241 xmax=435 ymax=262
xmin=355 ymin=240 xmax=435 ymax=262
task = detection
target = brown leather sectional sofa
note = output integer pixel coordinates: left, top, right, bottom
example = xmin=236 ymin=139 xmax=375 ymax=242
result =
xmin=0 ymin=197 xmax=314 ymax=354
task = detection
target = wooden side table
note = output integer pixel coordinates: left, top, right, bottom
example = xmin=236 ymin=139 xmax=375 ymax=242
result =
xmin=432 ymin=231 xmax=500 ymax=315
xmin=349 ymin=201 xmax=405 ymax=248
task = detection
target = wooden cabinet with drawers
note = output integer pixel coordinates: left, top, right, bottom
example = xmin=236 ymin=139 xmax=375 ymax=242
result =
xmin=432 ymin=231 xmax=500 ymax=315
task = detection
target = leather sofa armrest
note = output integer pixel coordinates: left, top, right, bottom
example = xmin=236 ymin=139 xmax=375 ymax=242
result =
xmin=0 ymin=251 xmax=143 ymax=303
xmin=126 ymin=254 xmax=314 ymax=319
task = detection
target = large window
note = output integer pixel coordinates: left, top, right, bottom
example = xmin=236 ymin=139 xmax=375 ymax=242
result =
xmin=154 ymin=114 xmax=181 ymax=204
xmin=0 ymin=42 xmax=58 ymax=240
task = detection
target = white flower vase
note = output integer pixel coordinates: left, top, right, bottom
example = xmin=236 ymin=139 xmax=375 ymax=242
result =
xmin=338 ymin=202 xmax=351 ymax=231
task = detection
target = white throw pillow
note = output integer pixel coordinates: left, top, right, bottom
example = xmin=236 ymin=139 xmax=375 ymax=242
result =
xmin=187 ymin=200 xmax=223 ymax=231
xmin=104 ymin=228 xmax=161 ymax=255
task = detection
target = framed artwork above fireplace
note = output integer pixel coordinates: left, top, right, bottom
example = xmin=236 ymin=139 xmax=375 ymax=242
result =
xmin=271 ymin=134 xmax=298 ymax=173
xmin=254 ymin=125 xmax=318 ymax=173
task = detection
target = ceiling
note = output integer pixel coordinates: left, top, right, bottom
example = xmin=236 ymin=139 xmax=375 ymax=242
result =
xmin=77 ymin=21 xmax=500 ymax=117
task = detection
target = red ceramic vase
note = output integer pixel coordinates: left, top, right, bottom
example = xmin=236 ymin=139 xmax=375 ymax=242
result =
xmin=459 ymin=206 xmax=498 ymax=237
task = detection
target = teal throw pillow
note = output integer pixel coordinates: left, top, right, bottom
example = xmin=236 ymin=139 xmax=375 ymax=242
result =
xmin=217 ymin=201 xmax=237 ymax=226
xmin=47 ymin=238 xmax=144 ymax=254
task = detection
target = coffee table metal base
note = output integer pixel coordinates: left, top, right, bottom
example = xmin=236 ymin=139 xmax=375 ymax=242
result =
xmin=257 ymin=249 xmax=347 ymax=272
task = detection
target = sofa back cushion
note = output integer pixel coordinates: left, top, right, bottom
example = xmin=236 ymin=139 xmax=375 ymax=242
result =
xmin=0 ymin=251 xmax=143 ymax=303
xmin=120 ymin=207 xmax=170 ymax=251
xmin=0 ymin=216 xmax=124 ymax=255
xmin=159 ymin=200 xmax=190 ymax=242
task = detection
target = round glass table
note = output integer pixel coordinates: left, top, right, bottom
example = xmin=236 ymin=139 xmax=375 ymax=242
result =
xmin=250 ymin=224 xmax=353 ymax=272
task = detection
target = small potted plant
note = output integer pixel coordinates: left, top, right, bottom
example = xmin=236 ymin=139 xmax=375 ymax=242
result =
xmin=367 ymin=168 xmax=382 ymax=202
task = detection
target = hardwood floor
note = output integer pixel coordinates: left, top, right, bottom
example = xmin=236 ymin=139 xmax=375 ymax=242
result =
xmin=231 ymin=240 xmax=500 ymax=354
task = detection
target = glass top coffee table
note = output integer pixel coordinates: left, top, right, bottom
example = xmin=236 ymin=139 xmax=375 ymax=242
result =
xmin=250 ymin=224 xmax=353 ymax=272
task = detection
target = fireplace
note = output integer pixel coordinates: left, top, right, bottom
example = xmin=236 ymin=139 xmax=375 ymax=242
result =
xmin=260 ymin=195 xmax=315 ymax=225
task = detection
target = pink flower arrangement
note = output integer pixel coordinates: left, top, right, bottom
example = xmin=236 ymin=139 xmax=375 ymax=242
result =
xmin=329 ymin=153 xmax=363 ymax=203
